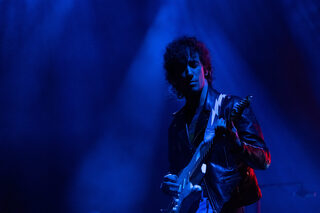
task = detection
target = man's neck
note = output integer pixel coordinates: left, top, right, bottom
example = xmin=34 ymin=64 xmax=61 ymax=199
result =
xmin=185 ymin=82 xmax=208 ymax=110
xmin=184 ymin=82 xmax=209 ymax=127
xmin=186 ymin=92 xmax=201 ymax=109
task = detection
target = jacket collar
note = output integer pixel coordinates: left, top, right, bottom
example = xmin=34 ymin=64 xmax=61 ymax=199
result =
xmin=203 ymin=86 xmax=220 ymax=112
xmin=172 ymin=86 xmax=221 ymax=116
xmin=172 ymin=86 xmax=221 ymax=146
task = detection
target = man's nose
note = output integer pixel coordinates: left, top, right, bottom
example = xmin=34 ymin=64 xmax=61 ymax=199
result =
xmin=185 ymin=66 xmax=193 ymax=79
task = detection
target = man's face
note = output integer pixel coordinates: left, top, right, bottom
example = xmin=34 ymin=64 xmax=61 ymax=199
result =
xmin=178 ymin=49 xmax=207 ymax=96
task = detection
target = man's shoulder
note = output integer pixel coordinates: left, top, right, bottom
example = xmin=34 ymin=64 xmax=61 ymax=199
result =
xmin=170 ymin=106 xmax=185 ymax=128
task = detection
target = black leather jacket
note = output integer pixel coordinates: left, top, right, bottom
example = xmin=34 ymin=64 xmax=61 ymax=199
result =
xmin=168 ymin=88 xmax=271 ymax=213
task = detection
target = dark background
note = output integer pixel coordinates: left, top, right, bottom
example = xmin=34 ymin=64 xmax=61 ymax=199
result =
xmin=1 ymin=0 xmax=320 ymax=212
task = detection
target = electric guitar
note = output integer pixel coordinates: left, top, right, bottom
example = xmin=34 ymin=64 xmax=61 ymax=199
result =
xmin=163 ymin=96 xmax=252 ymax=213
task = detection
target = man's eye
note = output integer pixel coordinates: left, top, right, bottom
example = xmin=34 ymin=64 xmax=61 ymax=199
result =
xmin=189 ymin=61 xmax=199 ymax=68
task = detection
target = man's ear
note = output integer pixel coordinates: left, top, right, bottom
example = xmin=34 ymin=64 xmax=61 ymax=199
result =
xmin=204 ymin=69 xmax=208 ymax=76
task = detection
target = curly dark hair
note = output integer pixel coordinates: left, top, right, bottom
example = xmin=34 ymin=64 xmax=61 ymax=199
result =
xmin=163 ymin=36 xmax=213 ymax=98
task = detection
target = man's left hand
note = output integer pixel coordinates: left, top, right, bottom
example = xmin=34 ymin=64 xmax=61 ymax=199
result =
xmin=215 ymin=118 xmax=242 ymax=149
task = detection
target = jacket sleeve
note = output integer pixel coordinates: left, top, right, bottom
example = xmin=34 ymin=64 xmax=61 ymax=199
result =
xmin=232 ymin=98 xmax=271 ymax=170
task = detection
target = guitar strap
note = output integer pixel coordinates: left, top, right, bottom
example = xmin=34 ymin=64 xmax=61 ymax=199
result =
xmin=203 ymin=93 xmax=226 ymax=143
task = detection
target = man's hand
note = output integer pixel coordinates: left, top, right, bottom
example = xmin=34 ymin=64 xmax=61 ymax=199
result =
xmin=161 ymin=173 xmax=203 ymax=212
xmin=204 ymin=116 xmax=230 ymax=142
xmin=160 ymin=174 xmax=180 ymax=196
xmin=214 ymin=117 xmax=227 ymax=135
xmin=214 ymin=118 xmax=242 ymax=149
xmin=179 ymin=183 xmax=202 ymax=213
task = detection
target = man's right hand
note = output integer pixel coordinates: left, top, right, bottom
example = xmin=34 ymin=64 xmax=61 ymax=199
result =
xmin=160 ymin=173 xmax=180 ymax=196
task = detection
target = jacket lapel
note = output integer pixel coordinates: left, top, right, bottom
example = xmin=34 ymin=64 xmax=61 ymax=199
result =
xmin=173 ymin=87 xmax=222 ymax=150
xmin=191 ymin=88 xmax=220 ymax=146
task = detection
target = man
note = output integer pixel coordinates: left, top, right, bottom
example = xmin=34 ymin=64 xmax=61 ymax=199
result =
xmin=160 ymin=36 xmax=271 ymax=213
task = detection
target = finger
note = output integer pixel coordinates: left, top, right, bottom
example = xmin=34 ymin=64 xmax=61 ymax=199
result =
xmin=192 ymin=184 xmax=202 ymax=192
xmin=221 ymin=118 xmax=226 ymax=127
xmin=215 ymin=118 xmax=226 ymax=128
xmin=163 ymin=181 xmax=180 ymax=187
xmin=166 ymin=187 xmax=180 ymax=196
xmin=164 ymin=173 xmax=178 ymax=179
xmin=168 ymin=185 xmax=180 ymax=193
xmin=160 ymin=183 xmax=180 ymax=196
xmin=215 ymin=123 xmax=227 ymax=134
xmin=161 ymin=182 xmax=180 ymax=192
xmin=189 ymin=184 xmax=202 ymax=200
xmin=164 ymin=174 xmax=178 ymax=182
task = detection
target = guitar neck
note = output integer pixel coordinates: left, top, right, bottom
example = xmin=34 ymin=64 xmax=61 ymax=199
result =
xmin=179 ymin=136 xmax=214 ymax=182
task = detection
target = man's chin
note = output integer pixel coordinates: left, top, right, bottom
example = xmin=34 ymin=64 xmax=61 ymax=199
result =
xmin=179 ymin=87 xmax=202 ymax=97
xmin=186 ymin=88 xmax=202 ymax=96
xmin=189 ymin=87 xmax=202 ymax=93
